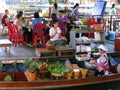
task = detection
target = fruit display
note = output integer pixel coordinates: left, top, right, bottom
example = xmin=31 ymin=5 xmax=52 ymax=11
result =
xmin=72 ymin=27 xmax=80 ymax=30
xmin=80 ymin=18 xmax=88 ymax=25
xmin=72 ymin=26 xmax=91 ymax=31
xmin=80 ymin=27 xmax=91 ymax=31
xmin=41 ymin=13 xmax=49 ymax=17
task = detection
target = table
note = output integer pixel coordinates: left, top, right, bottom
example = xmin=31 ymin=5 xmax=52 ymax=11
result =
xmin=0 ymin=39 xmax=12 ymax=57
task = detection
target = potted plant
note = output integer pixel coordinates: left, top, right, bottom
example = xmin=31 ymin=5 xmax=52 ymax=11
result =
xmin=4 ymin=75 xmax=13 ymax=82
xmin=23 ymin=58 xmax=33 ymax=77
xmin=29 ymin=61 xmax=38 ymax=81
xmin=23 ymin=58 xmax=33 ymax=70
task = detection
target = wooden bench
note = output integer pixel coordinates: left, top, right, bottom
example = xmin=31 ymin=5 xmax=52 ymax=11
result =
xmin=36 ymin=47 xmax=75 ymax=60
xmin=36 ymin=48 xmax=56 ymax=59
xmin=0 ymin=39 xmax=12 ymax=57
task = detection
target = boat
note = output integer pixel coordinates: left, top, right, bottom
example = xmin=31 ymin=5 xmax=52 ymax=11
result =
xmin=0 ymin=52 xmax=120 ymax=90
xmin=0 ymin=64 xmax=119 ymax=90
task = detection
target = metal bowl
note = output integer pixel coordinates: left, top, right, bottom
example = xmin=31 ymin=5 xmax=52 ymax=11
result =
xmin=84 ymin=61 xmax=97 ymax=70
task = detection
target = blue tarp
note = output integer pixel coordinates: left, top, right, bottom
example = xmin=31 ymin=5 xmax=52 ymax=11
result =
xmin=109 ymin=56 xmax=120 ymax=65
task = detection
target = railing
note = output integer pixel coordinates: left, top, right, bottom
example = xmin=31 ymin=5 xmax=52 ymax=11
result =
xmin=103 ymin=15 xmax=120 ymax=31
xmin=91 ymin=15 xmax=120 ymax=31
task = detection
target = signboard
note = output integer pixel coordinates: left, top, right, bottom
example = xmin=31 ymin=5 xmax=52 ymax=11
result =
xmin=21 ymin=0 xmax=40 ymax=2
xmin=92 ymin=1 xmax=107 ymax=16
xmin=5 ymin=0 xmax=20 ymax=5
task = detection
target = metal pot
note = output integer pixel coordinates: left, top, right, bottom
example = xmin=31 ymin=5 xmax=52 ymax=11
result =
xmin=84 ymin=61 xmax=97 ymax=70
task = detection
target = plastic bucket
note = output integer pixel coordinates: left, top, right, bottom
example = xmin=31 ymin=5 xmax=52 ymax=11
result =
xmin=109 ymin=31 xmax=115 ymax=40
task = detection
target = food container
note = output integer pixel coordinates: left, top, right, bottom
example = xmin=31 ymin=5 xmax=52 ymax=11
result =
xmin=84 ymin=61 xmax=97 ymax=70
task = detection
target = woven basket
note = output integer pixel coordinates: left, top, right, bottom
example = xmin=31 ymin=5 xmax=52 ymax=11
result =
xmin=51 ymin=73 xmax=64 ymax=77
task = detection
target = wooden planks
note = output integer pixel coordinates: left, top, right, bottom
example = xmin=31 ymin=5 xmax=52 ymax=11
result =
xmin=55 ymin=46 xmax=75 ymax=57
xmin=36 ymin=47 xmax=75 ymax=60
xmin=36 ymin=48 xmax=56 ymax=58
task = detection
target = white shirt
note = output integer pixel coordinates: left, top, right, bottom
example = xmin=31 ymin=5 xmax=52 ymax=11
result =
xmin=13 ymin=19 xmax=22 ymax=30
xmin=97 ymin=53 xmax=108 ymax=64
xmin=49 ymin=27 xmax=61 ymax=41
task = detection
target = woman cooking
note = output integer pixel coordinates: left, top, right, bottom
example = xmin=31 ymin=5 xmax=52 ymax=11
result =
xmin=90 ymin=44 xmax=109 ymax=76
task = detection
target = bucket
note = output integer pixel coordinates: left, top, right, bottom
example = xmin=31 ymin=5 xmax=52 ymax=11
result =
xmin=109 ymin=31 xmax=115 ymax=40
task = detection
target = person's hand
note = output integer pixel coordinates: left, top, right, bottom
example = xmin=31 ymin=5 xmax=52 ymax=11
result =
xmin=63 ymin=37 xmax=67 ymax=41
xmin=98 ymin=67 xmax=104 ymax=72
xmin=57 ymin=30 xmax=61 ymax=34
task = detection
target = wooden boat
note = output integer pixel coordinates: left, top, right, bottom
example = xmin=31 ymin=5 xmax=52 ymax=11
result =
xmin=0 ymin=65 xmax=119 ymax=90
xmin=0 ymin=52 xmax=120 ymax=90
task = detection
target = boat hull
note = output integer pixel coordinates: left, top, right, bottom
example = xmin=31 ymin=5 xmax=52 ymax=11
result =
xmin=0 ymin=72 xmax=120 ymax=90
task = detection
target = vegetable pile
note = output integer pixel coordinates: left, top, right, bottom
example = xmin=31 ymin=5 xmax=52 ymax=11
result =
xmin=48 ymin=61 xmax=70 ymax=74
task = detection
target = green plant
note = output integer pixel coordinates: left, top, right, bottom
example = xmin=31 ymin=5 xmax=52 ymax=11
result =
xmin=23 ymin=58 xmax=33 ymax=69
xmin=4 ymin=75 xmax=12 ymax=82
xmin=48 ymin=61 xmax=70 ymax=74
xmin=37 ymin=62 xmax=43 ymax=70
xmin=29 ymin=62 xmax=38 ymax=73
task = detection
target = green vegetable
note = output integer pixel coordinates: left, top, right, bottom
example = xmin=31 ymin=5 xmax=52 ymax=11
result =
xmin=48 ymin=61 xmax=70 ymax=74
xmin=23 ymin=58 xmax=33 ymax=69
xmin=29 ymin=62 xmax=38 ymax=73
xmin=4 ymin=75 xmax=12 ymax=82
xmin=37 ymin=62 xmax=43 ymax=69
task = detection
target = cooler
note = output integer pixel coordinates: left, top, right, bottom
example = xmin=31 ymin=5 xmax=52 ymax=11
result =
xmin=114 ymin=37 xmax=120 ymax=51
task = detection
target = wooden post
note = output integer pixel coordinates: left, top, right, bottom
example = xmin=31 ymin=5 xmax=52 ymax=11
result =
xmin=110 ymin=15 xmax=112 ymax=31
